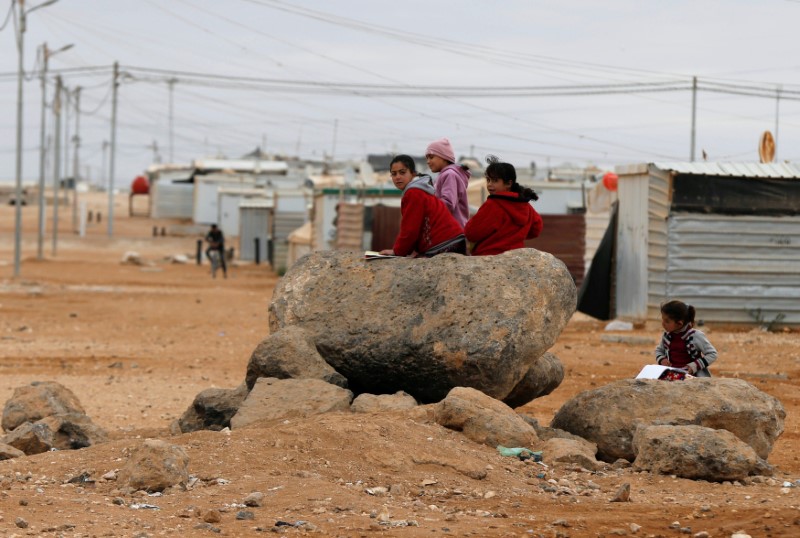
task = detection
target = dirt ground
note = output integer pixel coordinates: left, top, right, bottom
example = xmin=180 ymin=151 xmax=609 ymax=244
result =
xmin=0 ymin=192 xmax=798 ymax=537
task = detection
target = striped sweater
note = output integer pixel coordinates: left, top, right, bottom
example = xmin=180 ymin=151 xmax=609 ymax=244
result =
xmin=655 ymin=324 xmax=718 ymax=375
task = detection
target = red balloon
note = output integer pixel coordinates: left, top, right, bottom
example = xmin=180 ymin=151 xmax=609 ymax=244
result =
xmin=131 ymin=175 xmax=149 ymax=195
xmin=602 ymin=172 xmax=618 ymax=192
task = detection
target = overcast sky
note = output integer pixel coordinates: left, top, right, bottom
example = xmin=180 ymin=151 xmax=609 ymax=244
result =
xmin=2 ymin=0 xmax=800 ymax=186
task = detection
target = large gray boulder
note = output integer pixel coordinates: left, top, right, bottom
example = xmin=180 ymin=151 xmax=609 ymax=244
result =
xmin=551 ymin=378 xmax=785 ymax=462
xmin=268 ymin=249 xmax=575 ymax=403
xmin=633 ymin=425 xmax=772 ymax=481
xmin=503 ymin=352 xmax=564 ymax=408
xmin=245 ymin=326 xmax=348 ymax=390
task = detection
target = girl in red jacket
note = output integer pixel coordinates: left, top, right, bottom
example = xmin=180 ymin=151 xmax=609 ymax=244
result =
xmin=465 ymin=156 xmax=543 ymax=256
xmin=380 ymin=155 xmax=466 ymax=257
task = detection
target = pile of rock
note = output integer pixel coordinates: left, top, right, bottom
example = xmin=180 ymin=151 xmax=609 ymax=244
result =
xmin=0 ymin=381 xmax=107 ymax=459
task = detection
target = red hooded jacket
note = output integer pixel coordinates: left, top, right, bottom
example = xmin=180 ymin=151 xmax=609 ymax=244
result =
xmin=464 ymin=192 xmax=543 ymax=256
xmin=393 ymin=187 xmax=464 ymax=256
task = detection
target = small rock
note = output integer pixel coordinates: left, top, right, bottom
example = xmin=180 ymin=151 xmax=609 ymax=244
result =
xmin=102 ymin=470 xmax=118 ymax=481
xmin=236 ymin=511 xmax=255 ymax=520
xmin=553 ymin=519 xmax=570 ymax=527
xmin=243 ymin=491 xmax=264 ymax=507
xmin=630 ymin=523 xmax=642 ymax=533
xmin=202 ymin=509 xmax=222 ymax=523
xmin=694 ymin=532 xmax=710 ymax=538
xmin=15 ymin=517 xmax=28 ymax=528
xmin=610 ymin=483 xmax=631 ymax=502
xmin=19 ymin=499 xmax=28 ymax=506
xmin=731 ymin=533 xmax=753 ymax=538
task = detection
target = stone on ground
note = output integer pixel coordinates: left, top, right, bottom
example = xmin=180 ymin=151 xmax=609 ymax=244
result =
xmin=434 ymin=387 xmax=538 ymax=448
xmin=230 ymin=377 xmax=353 ymax=429
xmin=633 ymin=424 xmax=772 ymax=481
xmin=268 ymin=249 xmax=575 ymax=403
xmin=176 ymin=382 xmax=249 ymax=433
xmin=2 ymin=381 xmax=86 ymax=432
xmin=351 ymin=391 xmax=418 ymax=413
xmin=117 ymin=439 xmax=190 ymax=493
xmin=551 ymin=378 xmax=785 ymax=462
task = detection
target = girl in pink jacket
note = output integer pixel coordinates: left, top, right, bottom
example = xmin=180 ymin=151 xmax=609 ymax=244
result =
xmin=425 ymin=138 xmax=470 ymax=227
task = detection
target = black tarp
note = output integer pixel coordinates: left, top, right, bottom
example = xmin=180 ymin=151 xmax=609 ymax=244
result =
xmin=576 ymin=202 xmax=618 ymax=320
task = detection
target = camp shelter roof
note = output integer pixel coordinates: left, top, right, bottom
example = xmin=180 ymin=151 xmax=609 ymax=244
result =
xmin=617 ymin=162 xmax=800 ymax=179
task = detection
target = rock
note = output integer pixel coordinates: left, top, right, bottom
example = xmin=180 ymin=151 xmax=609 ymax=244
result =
xmin=121 ymin=251 xmax=144 ymax=265
xmin=37 ymin=413 xmax=108 ymax=450
xmin=633 ymin=425 xmax=772 ymax=481
xmin=177 ymin=383 xmax=249 ymax=433
xmin=351 ymin=391 xmax=418 ymax=413
xmin=245 ymin=326 xmax=348 ymax=390
xmin=0 ymin=442 xmax=25 ymax=460
xmin=541 ymin=437 xmax=603 ymax=471
xmin=230 ymin=378 xmax=353 ymax=429
xmin=2 ymin=381 xmax=86 ymax=432
xmin=503 ymin=352 xmax=565 ymax=408
xmin=2 ymin=422 xmax=54 ymax=455
xmin=434 ymin=387 xmax=538 ymax=448
xmin=551 ymin=378 xmax=785 ymax=461
xmin=268 ymin=249 xmax=576 ymax=403
xmin=15 ymin=517 xmax=28 ymax=529
xmin=610 ymin=483 xmax=630 ymax=502
xmin=243 ymin=491 xmax=264 ymax=507
xmin=117 ymin=439 xmax=190 ymax=493
xmin=202 ymin=509 xmax=222 ymax=523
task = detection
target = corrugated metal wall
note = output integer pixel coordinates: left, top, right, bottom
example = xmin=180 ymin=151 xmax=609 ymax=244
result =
xmin=666 ymin=214 xmax=800 ymax=323
xmin=525 ymin=214 xmax=586 ymax=287
xmin=615 ymin=171 xmax=650 ymax=319
xmin=239 ymin=206 xmax=273 ymax=262
xmin=151 ymin=182 xmax=194 ymax=219
xmin=646 ymin=166 xmax=671 ymax=319
xmin=273 ymin=212 xmax=306 ymax=272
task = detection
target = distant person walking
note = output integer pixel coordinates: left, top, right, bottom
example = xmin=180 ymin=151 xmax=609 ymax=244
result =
xmin=425 ymin=137 xmax=471 ymax=227
xmin=205 ymin=224 xmax=227 ymax=278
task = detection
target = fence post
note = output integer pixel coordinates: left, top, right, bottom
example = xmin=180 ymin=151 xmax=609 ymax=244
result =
xmin=254 ymin=238 xmax=261 ymax=265
xmin=196 ymin=239 xmax=203 ymax=265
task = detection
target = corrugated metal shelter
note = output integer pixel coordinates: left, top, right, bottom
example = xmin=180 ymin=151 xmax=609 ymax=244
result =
xmin=614 ymin=162 xmax=800 ymax=324
xmin=239 ymin=200 xmax=274 ymax=263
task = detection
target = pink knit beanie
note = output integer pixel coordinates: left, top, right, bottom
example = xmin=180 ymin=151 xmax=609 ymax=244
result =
xmin=425 ymin=137 xmax=455 ymax=163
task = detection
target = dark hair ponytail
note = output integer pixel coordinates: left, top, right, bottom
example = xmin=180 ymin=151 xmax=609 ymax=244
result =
xmin=661 ymin=300 xmax=696 ymax=325
xmin=485 ymin=155 xmax=538 ymax=201
xmin=390 ymin=154 xmax=418 ymax=175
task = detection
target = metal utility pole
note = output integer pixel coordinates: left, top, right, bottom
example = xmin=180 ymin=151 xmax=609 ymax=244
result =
xmin=690 ymin=76 xmax=697 ymax=162
xmin=331 ymin=118 xmax=338 ymax=163
xmin=101 ymin=140 xmax=109 ymax=190
xmin=12 ymin=0 xmax=60 ymax=276
xmin=168 ymin=78 xmax=176 ymax=163
xmin=36 ymin=42 xmax=73 ymax=260
xmin=108 ymin=61 xmax=119 ymax=237
xmin=72 ymin=86 xmax=81 ymax=232
xmin=52 ymin=75 xmax=63 ymax=255
xmin=775 ymin=86 xmax=781 ymax=161
xmin=63 ymin=85 xmax=70 ymax=191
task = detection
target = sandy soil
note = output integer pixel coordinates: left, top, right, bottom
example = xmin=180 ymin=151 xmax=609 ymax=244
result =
xmin=0 ymin=192 xmax=798 ymax=537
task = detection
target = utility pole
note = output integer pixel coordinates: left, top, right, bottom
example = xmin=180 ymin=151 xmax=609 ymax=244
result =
xmin=72 ymin=86 xmax=81 ymax=232
xmin=36 ymin=43 xmax=73 ymax=259
xmin=331 ymin=118 xmax=338 ymax=164
xmin=775 ymin=86 xmax=781 ymax=161
xmin=101 ymin=140 xmax=109 ymax=190
xmin=108 ymin=62 xmax=119 ymax=237
xmin=168 ymin=78 xmax=176 ymax=163
xmin=63 ymin=86 xmax=70 ymax=186
xmin=13 ymin=0 xmax=61 ymax=276
xmin=52 ymin=75 xmax=63 ymax=255
xmin=690 ymin=76 xmax=697 ymax=162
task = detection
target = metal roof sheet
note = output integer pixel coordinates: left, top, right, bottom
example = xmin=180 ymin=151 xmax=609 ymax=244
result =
xmin=651 ymin=161 xmax=800 ymax=178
